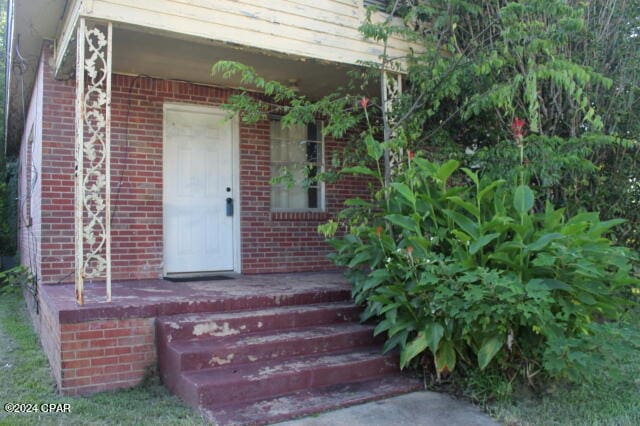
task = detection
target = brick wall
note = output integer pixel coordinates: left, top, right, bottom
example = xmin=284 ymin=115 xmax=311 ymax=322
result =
xmin=37 ymin=44 xmax=369 ymax=284
xmin=58 ymin=318 xmax=155 ymax=395
xmin=26 ymin=288 xmax=156 ymax=395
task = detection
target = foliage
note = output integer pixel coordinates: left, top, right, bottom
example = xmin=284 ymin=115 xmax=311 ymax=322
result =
xmin=490 ymin=310 xmax=640 ymax=425
xmin=213 ymin=0 xmax=640 ymax=393
xmin=0 ymin=265 xmax=30 ymax=295
xmin=0 ymin=160 xmax=18 ymax=256
xmin=321 ymin=152 xmax=640 ymax=383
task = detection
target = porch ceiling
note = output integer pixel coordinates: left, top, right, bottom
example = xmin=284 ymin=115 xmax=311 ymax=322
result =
xmin=110 ymin=26 xmax=364 ymax=100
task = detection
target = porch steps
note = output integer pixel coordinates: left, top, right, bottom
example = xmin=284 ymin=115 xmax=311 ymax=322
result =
xmin=156 ymin=294 xmax=421 ymax=425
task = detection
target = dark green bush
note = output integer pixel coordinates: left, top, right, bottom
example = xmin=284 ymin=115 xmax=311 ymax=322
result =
xmin=321 ymin=153 xmax=640 ymax=383
xmin=0 ymin=160 xmax=18 ymax=256
xmin=0 ymin=265 xmax=30 ymax=295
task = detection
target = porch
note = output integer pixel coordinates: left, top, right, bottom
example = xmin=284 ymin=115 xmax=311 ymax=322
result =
xmin=35 ymin=272 xmax=352 ymax=398
xmin=41 ymin=272 xmax=351 ymax=324
xmin=30 ymin=272 xmax=420 ymax=424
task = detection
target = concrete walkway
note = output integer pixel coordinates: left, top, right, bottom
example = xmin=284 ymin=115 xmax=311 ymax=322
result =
xmin=273 ymin=391 xmax=499 ymax=426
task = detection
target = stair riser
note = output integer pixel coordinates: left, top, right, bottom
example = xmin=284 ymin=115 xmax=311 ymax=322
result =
xmin=206 ymin=377 xmax=423 ymax=426
xmin=177 ymin=328 xmax=380 ymax=371
xmin=158 ymin=306 xmax=361 ymax=342
xmin=197 ymin=355 xmax=399 ymax=408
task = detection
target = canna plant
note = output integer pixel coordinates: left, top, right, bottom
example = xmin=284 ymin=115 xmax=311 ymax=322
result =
xmin=320 ymin=148 xmax=640 ymax=383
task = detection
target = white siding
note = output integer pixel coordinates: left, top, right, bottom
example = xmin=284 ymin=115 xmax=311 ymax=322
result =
xmin=82 ymin=0 xmax=411 ymax=66
xmin=18 ymin=58 xmax=43 ymax=284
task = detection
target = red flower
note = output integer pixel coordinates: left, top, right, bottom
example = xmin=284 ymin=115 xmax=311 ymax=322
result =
xmin=408 ymin=150 xmax=415 ymax=161
xmin=375 ymin=226 xmax=383 ymax=237
xmin=406 ymin=246 xmax=414 ymax=255
xmin=359 ymin=97 xmax=370 ymax=109
xmin=511 ymin=117 xmax=526 ymax=140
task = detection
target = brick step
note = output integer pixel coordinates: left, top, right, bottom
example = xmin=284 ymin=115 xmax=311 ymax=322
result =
xmin=176 ymin=347 xmax=400 ymax=409
xmin=165 ymin=323 xmax=379 ymax=373
xmin=156 ymin=302 xmax=361 ymax=342
xmin=202 ymin=374 xmax=422 ymax=426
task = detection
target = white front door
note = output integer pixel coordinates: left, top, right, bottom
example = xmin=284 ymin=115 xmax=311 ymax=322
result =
xmin=163 ymin=105 xmax=235 ymax=273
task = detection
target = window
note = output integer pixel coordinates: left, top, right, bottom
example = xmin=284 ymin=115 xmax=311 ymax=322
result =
xmin=364 ymin=0 xmax=406 ymax=14
xmin=364 ymin=0 xmax=389 ymax=11
xmin=270 ymin=120 xmax=323 ymax=211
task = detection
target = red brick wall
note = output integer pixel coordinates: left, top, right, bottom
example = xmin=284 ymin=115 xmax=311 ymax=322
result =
xmin=59 ymin=318 xmax=155 ymax=395
xmin=26 ymin=288 xmax=156 ymax=395
xmin=38 ymin=44 xmax=368 ymax=284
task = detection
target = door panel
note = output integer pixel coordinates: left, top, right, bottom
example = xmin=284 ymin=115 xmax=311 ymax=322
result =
xmin=164 ymin=106 xmax=234 ymax=273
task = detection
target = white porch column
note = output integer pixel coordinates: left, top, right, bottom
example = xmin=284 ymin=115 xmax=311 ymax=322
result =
xmin=381 ymin=70 xmax=403 ymax=183
xmin=75 ymin=18 xmax=113 ymax=305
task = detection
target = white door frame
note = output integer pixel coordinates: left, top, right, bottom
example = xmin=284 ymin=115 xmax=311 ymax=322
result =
xmin=162 ymin=102 xmax=241 ymax=274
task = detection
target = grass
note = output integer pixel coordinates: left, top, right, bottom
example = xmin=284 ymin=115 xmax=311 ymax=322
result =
xmin=0 ymin=290 xmax=206 ymax=426
xmin=487 ymin=313 xmax=640 ymax=426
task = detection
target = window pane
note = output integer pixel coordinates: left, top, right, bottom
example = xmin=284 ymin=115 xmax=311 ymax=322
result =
xmin=270 ymin=120 xmax=323 ymax=210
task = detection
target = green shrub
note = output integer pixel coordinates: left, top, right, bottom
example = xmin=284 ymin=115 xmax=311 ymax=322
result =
xmin=0 ymin=265 xmax=30 ymax=295
xmin=321 ymin=153 xmax=640 ymax=383
xmin=0 ymin=160 xmax=18 ymax=256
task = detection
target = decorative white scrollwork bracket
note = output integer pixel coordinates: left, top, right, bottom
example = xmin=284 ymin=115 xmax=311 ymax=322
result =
xmin=75 ymin=18 xmax=112 ymax=305
xmin=381 ymin=71 xmax=403 ymax=180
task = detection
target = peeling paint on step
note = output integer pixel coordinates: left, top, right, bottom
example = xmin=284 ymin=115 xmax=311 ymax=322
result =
xmin=193 ymin=322 xmax=240 ymax=337
xmin=248 ymin=355 xmax=258 ymax=362
xmin=209 ymin=353 xmax=235 ymax=366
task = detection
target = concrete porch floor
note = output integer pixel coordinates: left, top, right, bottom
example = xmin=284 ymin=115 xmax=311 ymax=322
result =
xmin=40 ymin=272 xmax=351 ymax=324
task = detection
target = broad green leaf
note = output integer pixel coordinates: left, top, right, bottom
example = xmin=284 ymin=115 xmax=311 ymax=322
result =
xmin=364 ymin=134 xmax=384 ymax=160
xmin=424 ymin=323 xmax=444 ymax=352
xmin=385 ymin=214 xmax=418 ymax=232
xmin=374 ymin=319 xmax=392 ymax=336
xmin=478 ymin=336 xmax=503 ymax=370
xmin=514 ymin=185 xmax=535 ymax=214
xmin=347 ymin=251 xmax=371 ymax=268
xmin=469 ymin=233 xmax=500 ymax=254
xmin=576 ymin=292 xmax=597 ymax=305
xmin=528 ymin=278 xmax=572 ymax=292
xmin=344 ymin=198 xmax=373 ymax=207
xmin=383 ymin=330 xmax=409 ymax=354
xmin=525 ymin=233 xmax=564 ymax=252
xmin=443 ymin=209 xmax=479 ymax=238
xmin=446 ymin=196 xmax=480 ymax=218
xmin=451 ymin=230 xmax=471 ymax=244
xmin=588 ymin=218 xmax=626 ymax=237
xmin=435 ymin=340 xmax=457 ymax=373
xmin=341 ymin=166 xmax=378 ymax=177
xmin=436 ymin=159 xmax=460 ymax=181
xmin=478 ymin=179 xmax=505 ymax=202
xmin=400 ymin=332 xmax=428 ymax=369
xmin=391 ymin=182 xmax=416 ymax=205
xmin=362 ymin=269 xmax=391 ymax=291
xmin=461 ymin=167 xmax=479 ymax=186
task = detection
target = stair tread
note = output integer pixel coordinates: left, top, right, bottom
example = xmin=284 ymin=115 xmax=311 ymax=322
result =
xmin=158 ymin=301 xmax=357 ymax=326
xmin=169 ymin=322 xmax=376 ymax=353
xmin=182 ymin=346 xmax=395 ymax=388
xmin=201 ymin=374 xmax=422 ymax=426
